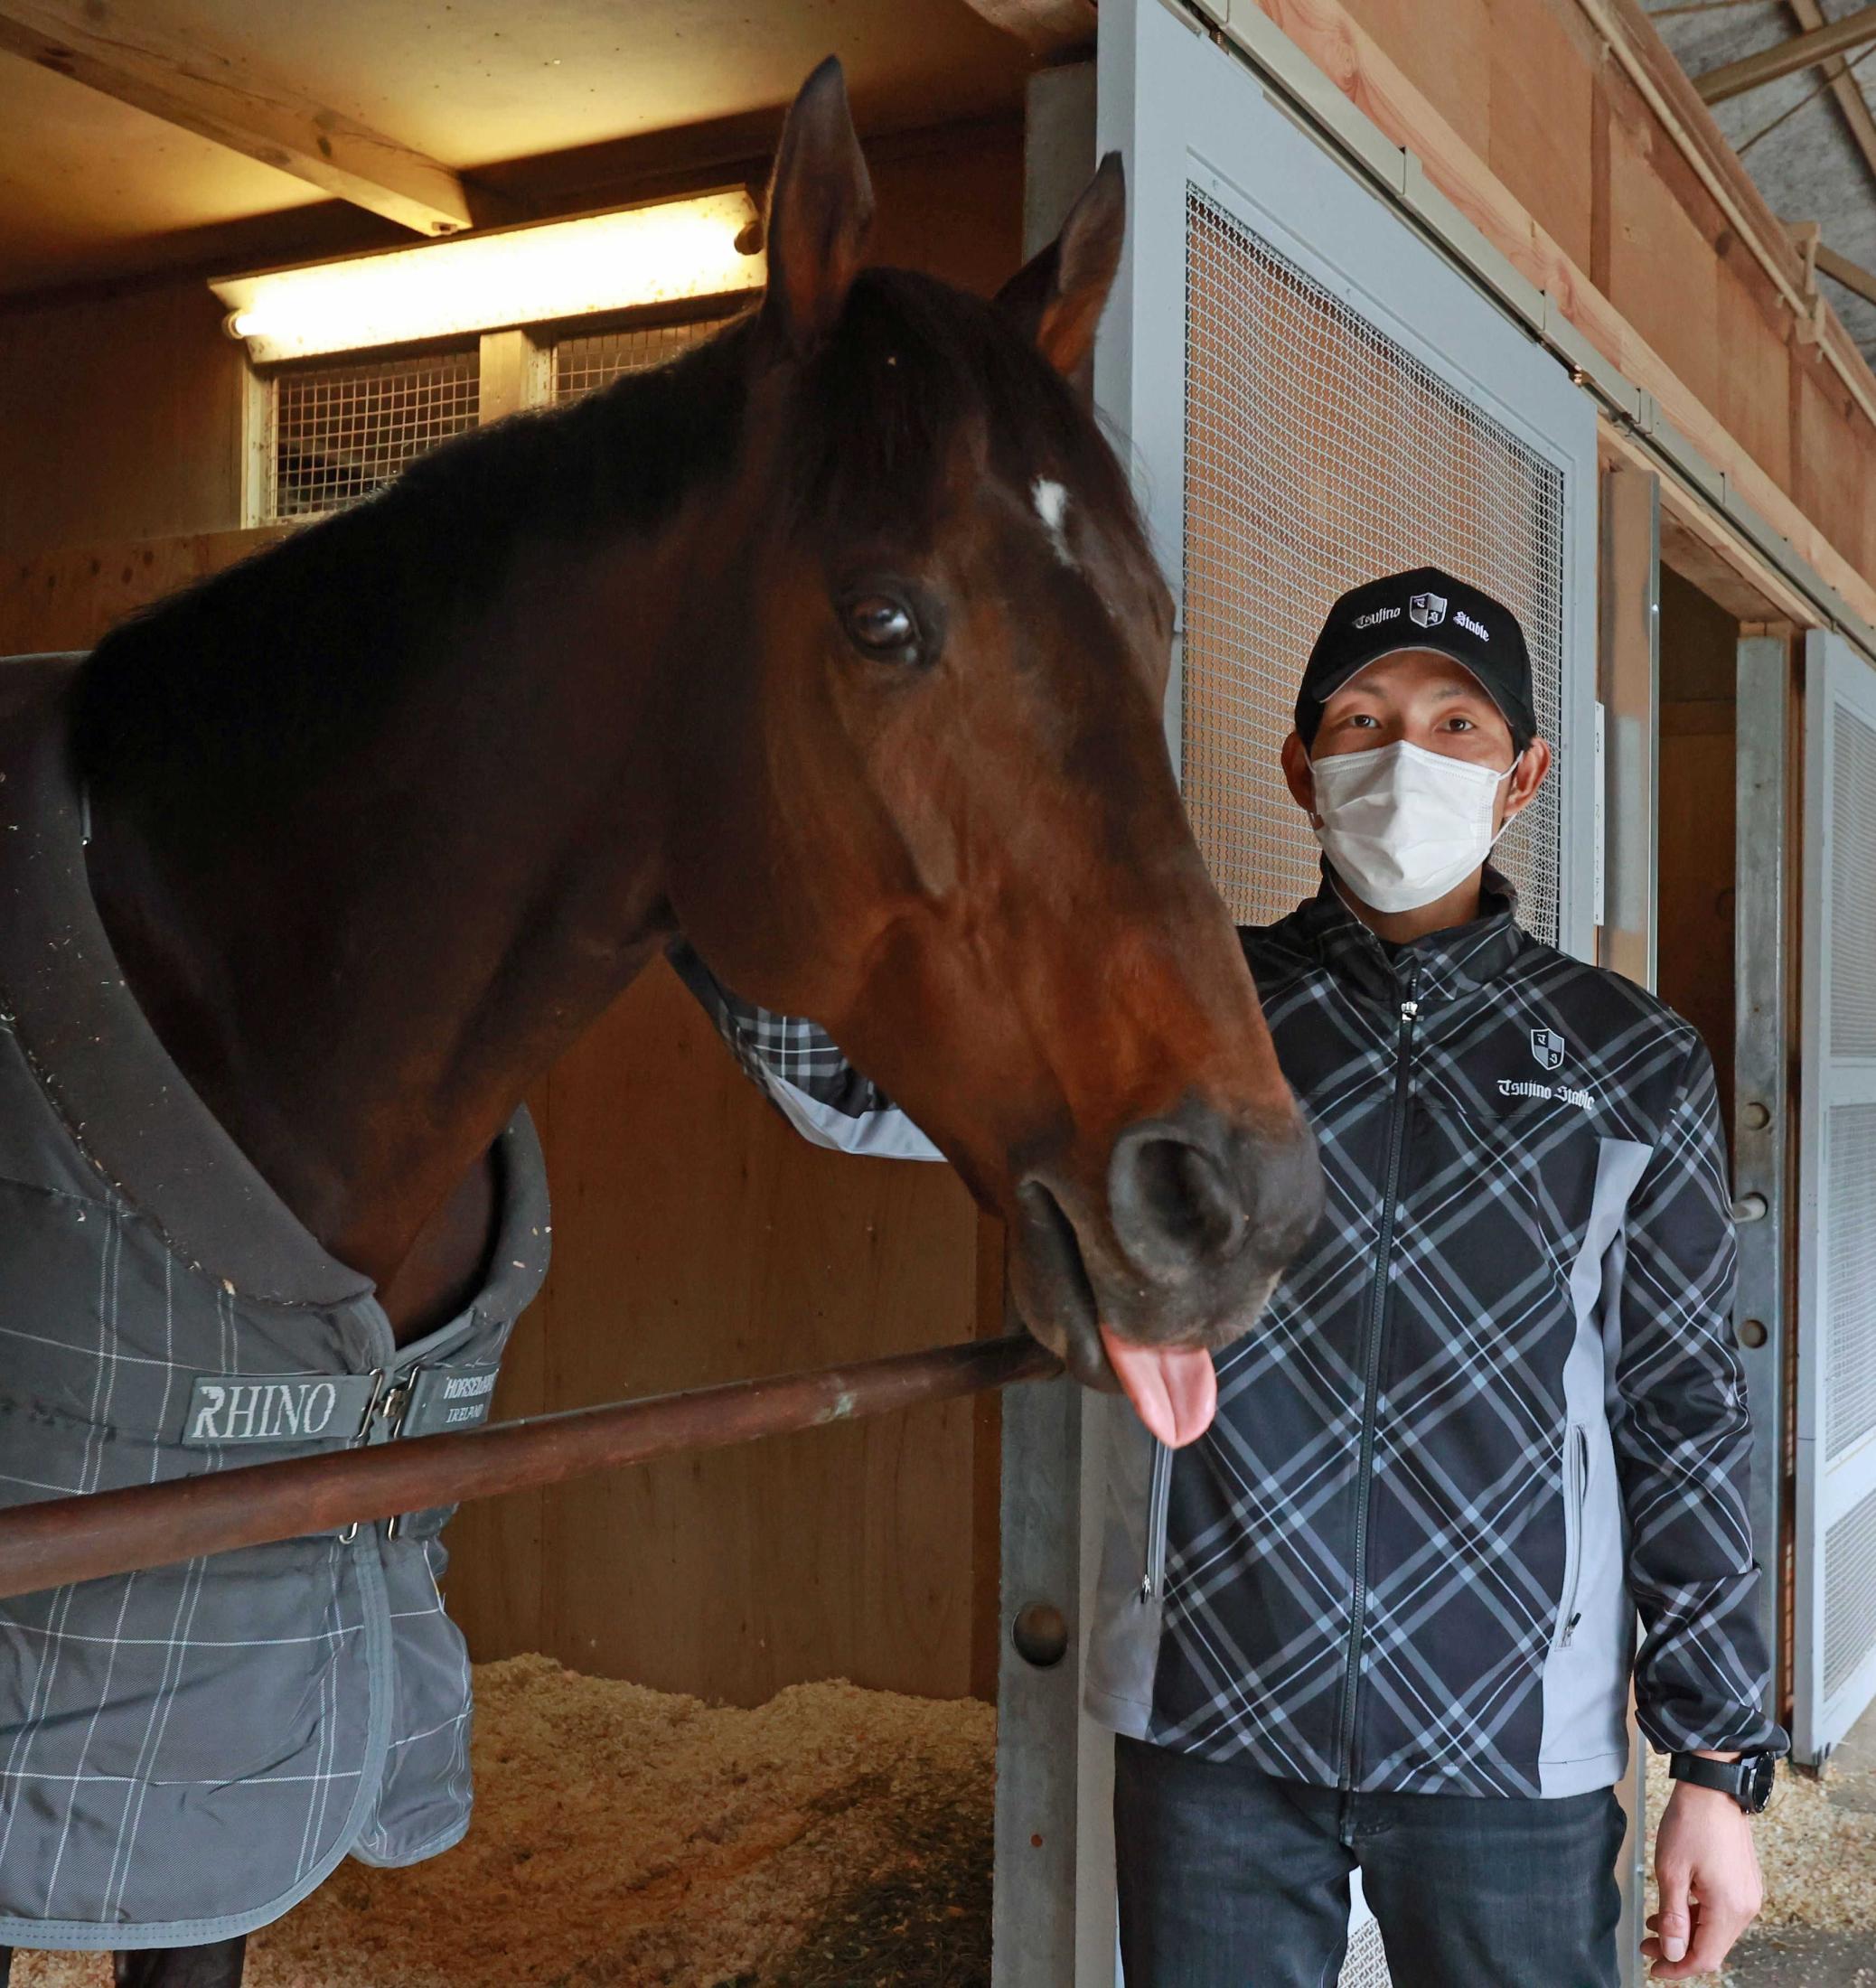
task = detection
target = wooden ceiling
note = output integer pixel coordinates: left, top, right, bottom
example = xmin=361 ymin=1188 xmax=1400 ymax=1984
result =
xmin=0 ymin=0 xmax=1075 ymax=299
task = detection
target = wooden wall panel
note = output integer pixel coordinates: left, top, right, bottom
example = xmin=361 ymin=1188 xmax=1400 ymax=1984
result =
xmin=1486 ymin=0 xmax=1599 ymax=277
xmin=0 ymin=528 xmax=286 ymax=653
xmin=1656 ymin=565 xmax=1740 ymax=1127
xmin=476 ymin=968 xmax=988 ymax=1704
xmin=0 ymin=282 xmax=245 ymax=560
xmin=1338 ymin=0 xmax=1494 ymax=153
xmin=1715 ymin=258 xmax=1791 ymax=496
xmin=1602 ymin=94 xmax=1720 ymax=419
xmin=1793 ymin=353 xmax=1870 ymax=587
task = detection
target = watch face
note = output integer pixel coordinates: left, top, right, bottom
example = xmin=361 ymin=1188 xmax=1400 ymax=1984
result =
xmin=1744 ymin=1753 xmax=1776 ymax=1813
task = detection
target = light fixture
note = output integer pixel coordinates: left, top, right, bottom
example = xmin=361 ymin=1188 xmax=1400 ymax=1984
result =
xmin=211 ymin=189 xmax=764 ymax=365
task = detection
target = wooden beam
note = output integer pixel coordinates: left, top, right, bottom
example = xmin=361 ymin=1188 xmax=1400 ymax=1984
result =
xmin=1787 ymin=0 xmax=1876 ymax=198
xmin=1695 ymin=3 xmax=1876 ymax=106
xmin=957 ymin=0 xmax=1095 ymax=55
xmin=0 ymin=0 xmax=480 ymax=236
xmin=1815 ymin=239 xmax=1876 ymax=310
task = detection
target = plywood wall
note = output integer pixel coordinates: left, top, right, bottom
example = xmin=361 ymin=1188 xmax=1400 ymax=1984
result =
xmin=0 ymin=281 xmax=248 ymax=561
xmin=1326 ymin=0 xmax=1876 ymax=595
xmin=0 ymin=116 xmax=1025 ymax=1708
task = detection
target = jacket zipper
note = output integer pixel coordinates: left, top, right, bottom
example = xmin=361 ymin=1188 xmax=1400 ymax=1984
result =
xmin=1140 ymin=1439 xmax=1173 ymax=1602
xmin=1558 ymin=1423 xmax=1590 ymax=1648
xmin=1337 ymin=979 xmax=1420 ymax=1790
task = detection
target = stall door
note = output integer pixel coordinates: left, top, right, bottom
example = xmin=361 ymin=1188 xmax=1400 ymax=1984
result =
xmin=1796 ymin=630 xmax=1876 ymax=1762
xmin=1097 ymin=0 xmax=1597 ymax=950
xmin=1094 ymin=3 xmax=1599 ymax=1980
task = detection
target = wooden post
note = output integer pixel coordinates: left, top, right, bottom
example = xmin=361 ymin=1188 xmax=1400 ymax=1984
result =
xmin=478 ymin=329 xmax=554 ymax=425
xmin=1597 ymin=463 xmax=1660 ymax=991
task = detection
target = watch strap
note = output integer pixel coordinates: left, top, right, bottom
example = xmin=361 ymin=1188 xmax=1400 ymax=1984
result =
xmin=1668 ymin=1749 xmax=1773 ymax=1812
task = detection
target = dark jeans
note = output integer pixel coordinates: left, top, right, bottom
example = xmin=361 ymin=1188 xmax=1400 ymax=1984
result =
xmin=1114 ymin=1735 xmax=1625 ymax=1988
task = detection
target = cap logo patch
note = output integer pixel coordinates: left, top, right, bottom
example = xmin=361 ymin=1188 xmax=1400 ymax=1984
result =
xmin=1353 ymin=605 xmax=1400 ymax=631
xmin=1409 ymin=592 xmax=1448 ymax=629
xmin=1454 ymin=609 xmax=1489 ymax=641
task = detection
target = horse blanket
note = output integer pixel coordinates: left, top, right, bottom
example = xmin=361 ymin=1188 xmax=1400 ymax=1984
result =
xmin=0 ymin=656 xmax=550 ymax=1949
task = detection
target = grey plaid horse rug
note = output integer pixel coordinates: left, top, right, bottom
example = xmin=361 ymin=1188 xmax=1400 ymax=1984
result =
xmin=0 ymin=658 xmax=550 ymax=1950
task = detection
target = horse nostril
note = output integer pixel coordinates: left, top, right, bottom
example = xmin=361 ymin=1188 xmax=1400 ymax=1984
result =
xmin=1110 ymin=1124 xmax=1248 ymax=1280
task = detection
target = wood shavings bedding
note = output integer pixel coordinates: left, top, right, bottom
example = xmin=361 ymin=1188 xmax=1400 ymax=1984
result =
xmin=13 ymin=1655 xmax=995 ymax=1988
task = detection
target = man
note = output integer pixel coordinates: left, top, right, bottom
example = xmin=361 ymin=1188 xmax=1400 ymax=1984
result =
xmin=673 ymin=564 xmax=1784 ymax=1986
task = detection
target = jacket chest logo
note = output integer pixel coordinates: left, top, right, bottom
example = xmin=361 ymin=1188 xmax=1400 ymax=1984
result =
xmin=1530 ymin=1027 xmax=1567 ymax=1072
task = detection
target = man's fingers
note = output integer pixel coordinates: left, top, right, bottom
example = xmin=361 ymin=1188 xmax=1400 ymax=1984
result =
xmin=1656 ymin=1867 xmax=1693 ymax=1966
xmin=1685 ymin=1890 xmax=1759 ymax=1974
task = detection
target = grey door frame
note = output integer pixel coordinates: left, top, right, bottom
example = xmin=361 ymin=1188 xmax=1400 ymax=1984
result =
xmin=990 ymin=58 xmax=1114 ymax=1988
xmin=1794 ymin=628 xmax=1876 ymax=1763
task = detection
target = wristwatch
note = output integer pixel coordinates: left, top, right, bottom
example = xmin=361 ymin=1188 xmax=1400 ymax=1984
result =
xmin=1667 ymin=1750 xmax=1777 ymax=1814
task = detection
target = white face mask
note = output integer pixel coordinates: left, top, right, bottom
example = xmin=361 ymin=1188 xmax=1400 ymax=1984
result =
xmin=1309 ymin=739 xmax=1520 ymax=914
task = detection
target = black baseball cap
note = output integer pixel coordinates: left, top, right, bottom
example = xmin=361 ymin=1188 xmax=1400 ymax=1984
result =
xmin=1294 ymin=566 xmax=1537 ymax=748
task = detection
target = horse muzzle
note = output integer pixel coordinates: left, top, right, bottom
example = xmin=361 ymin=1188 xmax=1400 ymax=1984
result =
xmin=1008 ymin=1097 xmax=1322 ymax=1444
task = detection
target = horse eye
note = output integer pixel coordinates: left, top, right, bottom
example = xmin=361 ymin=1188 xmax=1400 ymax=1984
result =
xmin=840 ymin=592 xmax=921 ymax=661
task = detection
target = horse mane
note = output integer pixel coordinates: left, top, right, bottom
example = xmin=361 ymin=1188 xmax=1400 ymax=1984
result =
xmin=70 ymin=267 xmax=1143 ymax=808
xmin=70 ymin=314 xmax=756 ymax=804
xmin=793 ymin=266 xmax=1144 ymax=541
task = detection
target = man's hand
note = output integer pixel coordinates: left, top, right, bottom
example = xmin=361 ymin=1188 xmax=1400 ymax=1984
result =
xmin=1643 ymin=1772 xmax=1764 ymax=1980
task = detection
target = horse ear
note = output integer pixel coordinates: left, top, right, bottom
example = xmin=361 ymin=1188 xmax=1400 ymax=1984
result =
xmin=996 ymin=152 xmax=1125 ymax=395
xmin=759 ymin=57 xmax=875 ymax=354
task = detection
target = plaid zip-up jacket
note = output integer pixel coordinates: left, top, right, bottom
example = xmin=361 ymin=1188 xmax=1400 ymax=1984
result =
xmin=671 ymin=874 xmax=1784 ymax=1798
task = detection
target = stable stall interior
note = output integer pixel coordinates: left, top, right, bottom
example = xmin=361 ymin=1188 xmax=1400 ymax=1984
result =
xmin=0 ymin=9 xmax=1042 ymax=1981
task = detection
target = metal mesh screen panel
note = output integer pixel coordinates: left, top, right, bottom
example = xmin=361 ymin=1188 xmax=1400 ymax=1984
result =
xmin=1827 ymin=1103 xmax=1876 ymax=1460
xmin=1832 ymin=708 xmax=1876 ymax=1056
xmin=1183 ymin=188 xmax=1566 ymax=937
xmin=1338 ymin=1916 xmax=1393 ymax=1987
xmin=1824 ymin=1478 xmax=1876 ymax=1701
xmin=554 ymin=315 xmax=732 ymax=402
xmin=266 ymin=348 xmax=479 ymax=521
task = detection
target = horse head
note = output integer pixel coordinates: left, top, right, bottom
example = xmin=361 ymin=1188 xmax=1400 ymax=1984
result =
xmin=662 ymin=61 xmax=1322 ymax=1441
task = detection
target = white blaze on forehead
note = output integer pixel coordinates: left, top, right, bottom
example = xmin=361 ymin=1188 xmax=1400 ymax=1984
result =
xmin=1031 ymin=476 xmax=1075 ymax=567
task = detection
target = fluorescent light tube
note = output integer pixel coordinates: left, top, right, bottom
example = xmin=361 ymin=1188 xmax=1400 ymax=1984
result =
xmin=211 ymin=190 xmax=764 ymax=364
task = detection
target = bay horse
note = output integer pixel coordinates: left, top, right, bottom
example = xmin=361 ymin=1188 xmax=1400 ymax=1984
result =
xmin=0 ymin=58 xmax=1318 ymax=1988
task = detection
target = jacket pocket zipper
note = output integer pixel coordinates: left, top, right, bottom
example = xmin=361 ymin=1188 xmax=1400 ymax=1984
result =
xmin=1140 ymin=1439 xmax=1173 ymax=1603
xmin=1558 ymin=1423 xmax=1590 ymax=1648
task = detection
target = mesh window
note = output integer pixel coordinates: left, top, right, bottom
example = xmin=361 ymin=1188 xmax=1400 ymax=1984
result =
xmin=1832 ymin=708 xmax=1876 ymax=1057
xmin=1827 ymin=1102 xmax=1876 ymax=1462
xmin=554 ymin=314 xmax=734 ymax=402
xmin=1182 ymin=189 xmax=1567 ymax=938
xmin=1824 ymin=1478 xmax=1876 ymax=1702
xmin=1339 ymin=1917 xmax=1393 ymax=1988
xmin=266 ymin=347 xmax=480 ymax=522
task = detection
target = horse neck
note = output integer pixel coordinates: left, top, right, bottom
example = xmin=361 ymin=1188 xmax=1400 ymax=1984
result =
xmin=81 ymin=483 xmax=733 ymax=1288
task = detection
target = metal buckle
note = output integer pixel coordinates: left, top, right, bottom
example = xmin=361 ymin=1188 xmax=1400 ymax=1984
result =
xmin=377 ymin=1367 xmax=420 ymax=1541
xmin=356 ymin=1368 xmax=388 ymax=1441
xmin=379 ymin=1376 xmax=415 ymax=1439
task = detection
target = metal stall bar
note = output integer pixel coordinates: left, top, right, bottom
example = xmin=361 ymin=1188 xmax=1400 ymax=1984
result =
xmin=1599 ymin=460 xmax=1661 ymax=1988
xmin=1735 ymin=632 xmax=1793 ymax=1714
xmin=0 ymin=1334 xmax=1058 ymax=1604
xmin=991 ymin=57 xmax=1103 ymax=1988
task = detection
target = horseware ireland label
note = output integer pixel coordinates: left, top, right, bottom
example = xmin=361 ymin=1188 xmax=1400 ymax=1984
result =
xmin=402 ymin=1362 xmax=502 ymax=1436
